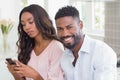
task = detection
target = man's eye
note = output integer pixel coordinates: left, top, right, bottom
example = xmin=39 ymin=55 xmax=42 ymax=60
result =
xmin=67 ymin=26 xmax=72 ymax=29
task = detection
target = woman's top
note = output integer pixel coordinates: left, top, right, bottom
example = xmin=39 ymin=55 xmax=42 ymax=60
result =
xmin=26 ymin=40 xmax=64 ymax=80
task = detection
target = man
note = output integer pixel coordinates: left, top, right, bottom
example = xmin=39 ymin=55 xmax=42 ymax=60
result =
xmin=55 ymin=6 xmax=117 ymax=80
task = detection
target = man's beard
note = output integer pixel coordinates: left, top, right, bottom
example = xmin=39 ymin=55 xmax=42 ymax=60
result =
xmin=61 ymin=35 xmax=81 ymax=49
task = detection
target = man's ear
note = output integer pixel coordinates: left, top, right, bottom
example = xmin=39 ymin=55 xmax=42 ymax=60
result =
xmin=79 ymin=20 xmax=83 ymax=29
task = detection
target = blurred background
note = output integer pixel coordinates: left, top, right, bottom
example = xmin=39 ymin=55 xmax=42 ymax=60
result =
xmin=0 ymin=0 xmax=120 ymax=80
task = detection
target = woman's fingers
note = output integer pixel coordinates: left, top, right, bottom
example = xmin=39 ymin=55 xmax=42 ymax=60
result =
xmin=14 ymin=60 xmax=25 ymax=67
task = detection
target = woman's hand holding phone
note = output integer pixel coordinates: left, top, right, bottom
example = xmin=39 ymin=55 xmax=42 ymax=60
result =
xmin=5 ymin=58 xmax=24 ymax=79
xmin=6 ymin=58 xmax=16 ymax=65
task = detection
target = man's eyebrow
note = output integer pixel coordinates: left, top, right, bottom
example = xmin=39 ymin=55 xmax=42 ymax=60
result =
xmin=66 ymin=24 xmax=72 ymax=27
xmin=57 ymin=24 xmax=72 ymax=28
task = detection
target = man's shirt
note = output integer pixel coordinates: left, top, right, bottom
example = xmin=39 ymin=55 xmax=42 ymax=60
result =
xmin=61 ymin=35 xmax=117 ymax=80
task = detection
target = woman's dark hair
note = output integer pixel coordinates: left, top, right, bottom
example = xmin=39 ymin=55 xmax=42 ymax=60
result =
xmin=55 ymin=5 xmax=80 ymax=21
xmin=16 ymin=4 xmax=58 ymax=64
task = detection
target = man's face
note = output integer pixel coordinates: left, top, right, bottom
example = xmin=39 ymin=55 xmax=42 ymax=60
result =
xmin=55 ymin=16 xmax=82 ymax=49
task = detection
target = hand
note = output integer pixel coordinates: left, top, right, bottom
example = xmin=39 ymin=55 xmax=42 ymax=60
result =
xmin=5 ymin=60 xmax=23 ymax=78
xmin=14 ymin=60 xmax=40 ymax=79
xmin=6 ymin=61 xmax=16 ymax=74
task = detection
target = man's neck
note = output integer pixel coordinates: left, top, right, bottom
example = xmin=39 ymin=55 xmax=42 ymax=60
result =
xmin=72 ymin=34 xmax=85 ymax=66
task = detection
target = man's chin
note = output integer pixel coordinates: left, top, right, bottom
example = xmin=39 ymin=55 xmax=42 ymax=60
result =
xmin=64 ymin=44 xmax=73 ymax=49
xmin=66 ymin=46 xmax=73 ymax=49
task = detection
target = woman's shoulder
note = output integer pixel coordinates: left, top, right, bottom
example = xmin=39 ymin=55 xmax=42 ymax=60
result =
xmin=51 ymin=40 xmax=63 ymax=47
xmin=48 ymin=40 xmax=64 ymax=51
xmin=48 ymin=40 xmax=64 ymax=57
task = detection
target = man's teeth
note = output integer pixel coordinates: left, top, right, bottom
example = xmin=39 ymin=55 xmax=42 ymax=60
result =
xmin=64 ymin=37 xmax=72 ymax=41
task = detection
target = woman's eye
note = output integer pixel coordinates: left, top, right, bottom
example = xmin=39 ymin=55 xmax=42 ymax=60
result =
xmin=29 ymin=21 xmax=34 ymax=24
xmin=57 ymin=27 xmax=63 ymax=31
xmin=21 ymin=23 xmax=25 ymax=26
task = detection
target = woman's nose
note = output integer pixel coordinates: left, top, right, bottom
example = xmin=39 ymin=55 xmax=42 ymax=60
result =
xmin=24 ymin=23 xmax=31 ymax=30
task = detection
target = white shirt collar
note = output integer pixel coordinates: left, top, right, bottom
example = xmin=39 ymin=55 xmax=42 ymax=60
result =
xmin=79 ymin=35 xmax=91 ymax=54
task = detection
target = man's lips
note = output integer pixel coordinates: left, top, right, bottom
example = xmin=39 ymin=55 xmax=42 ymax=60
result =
xmin=61 ymin=36 xmax=73 ymax=43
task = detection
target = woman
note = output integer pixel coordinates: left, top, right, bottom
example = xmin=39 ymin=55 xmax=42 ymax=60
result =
xmin=6 ymin=4 xmax=64 ymax=80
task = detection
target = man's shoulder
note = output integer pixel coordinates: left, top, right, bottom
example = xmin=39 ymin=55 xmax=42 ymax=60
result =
xmin=87 ymin=35 xmax=116 ymax=55
xmin=89 ymin=36 xmax=109 ymax=48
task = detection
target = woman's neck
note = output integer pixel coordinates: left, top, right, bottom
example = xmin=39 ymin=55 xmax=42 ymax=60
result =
xmin=33 ymin=33 xmax=53 ymax=55
xmin=34 ymin=38 xmax=52 ymax=56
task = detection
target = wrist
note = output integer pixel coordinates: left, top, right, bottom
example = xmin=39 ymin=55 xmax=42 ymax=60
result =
xmin=33 ymin=72 xmax=43 ymax=80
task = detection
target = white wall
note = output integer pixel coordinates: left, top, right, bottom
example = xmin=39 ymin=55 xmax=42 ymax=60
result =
xmin=47 ymin=0 xmax=69 ymax=26
xmin=0 ymin=0 xmax=21 ymax=56
xmin=0 ymin=0 xmax=21 ymax=20
xmin=0 ymin=0 xmax=21 ymax=80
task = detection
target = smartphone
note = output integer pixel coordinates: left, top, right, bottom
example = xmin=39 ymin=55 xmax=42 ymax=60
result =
xmin=6 ymin=58 xmax=16 ymax=65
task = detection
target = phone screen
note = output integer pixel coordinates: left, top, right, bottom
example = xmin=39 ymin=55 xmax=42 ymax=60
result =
xmin=6 ymin=58 xmax=16 ymax=65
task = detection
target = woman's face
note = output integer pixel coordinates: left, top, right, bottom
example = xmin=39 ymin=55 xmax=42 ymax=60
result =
xmin=21 ymin=12 xmax=39 ymax=38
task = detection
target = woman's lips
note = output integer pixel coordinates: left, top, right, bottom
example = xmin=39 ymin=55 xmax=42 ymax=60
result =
xmin=27 ymin=31 xmax=33 ymax=35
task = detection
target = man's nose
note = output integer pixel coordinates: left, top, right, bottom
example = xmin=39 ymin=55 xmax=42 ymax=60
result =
xmin=62 ymin=29 xmax=69 ymax=37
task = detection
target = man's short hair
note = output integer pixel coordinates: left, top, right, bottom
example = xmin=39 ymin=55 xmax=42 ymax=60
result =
xmin=55 ymin=5 xmax=80 ymax=20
